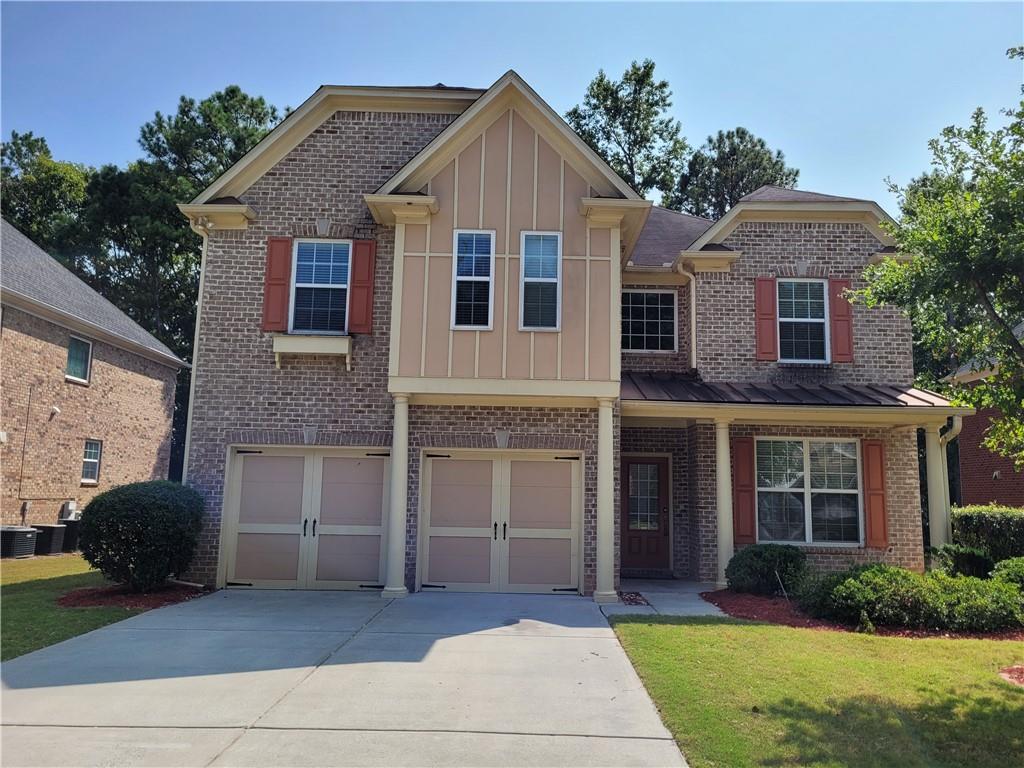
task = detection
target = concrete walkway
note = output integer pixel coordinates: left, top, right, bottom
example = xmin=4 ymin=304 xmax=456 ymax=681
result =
xmin=602 ymin=580 xmax=724 ymax=618
xmin=2 ymin=590 xmax=685 ymax=767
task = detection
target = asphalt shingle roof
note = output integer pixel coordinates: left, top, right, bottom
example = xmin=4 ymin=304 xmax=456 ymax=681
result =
xmin=630 ymin=206 xmax=714 ymax=266
xmin=1 ymin=219 xmax=182 ymax=365
xmin=738 ymin=185 xmax=868 ymax=204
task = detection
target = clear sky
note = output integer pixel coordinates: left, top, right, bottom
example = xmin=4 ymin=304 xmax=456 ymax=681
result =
xmin=2 ymin=2 xmax=1021 ymax=211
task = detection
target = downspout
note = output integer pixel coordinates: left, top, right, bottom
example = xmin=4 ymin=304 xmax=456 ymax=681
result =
xmin=938 ymin=415 xmax=963 ymax=525
xmin=676 ymin=265 xmax=697 ymax=370
xmin=180 ymin=219 xmax=211 ymax=485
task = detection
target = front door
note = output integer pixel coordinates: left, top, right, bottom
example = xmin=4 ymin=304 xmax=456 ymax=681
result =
xmin=621 ymin=457 xmax=670 ymax=571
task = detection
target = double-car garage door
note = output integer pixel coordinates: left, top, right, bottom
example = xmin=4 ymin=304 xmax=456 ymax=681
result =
xmin=222 ymin=448 xmax=581 ymax=594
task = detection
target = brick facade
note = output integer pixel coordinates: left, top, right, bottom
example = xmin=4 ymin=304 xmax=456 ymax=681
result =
xmin=1 ymin=306 xmax=177 ymax=525
xmin=958 ymin=406 xmax=1024 ymax=507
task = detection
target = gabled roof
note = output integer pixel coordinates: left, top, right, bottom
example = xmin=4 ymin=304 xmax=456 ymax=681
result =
xmin=1 ymin=220 xmax=184 ymax=368
xmin=738 ymin=185 xmax=869 ymax=204
xmin=375 ymin=70 xmax=641 ymax=201
xmin=949 ymin=321 xmax=1024 ymax=383
xmin=629 ymin=206 xmax=713 ymax=267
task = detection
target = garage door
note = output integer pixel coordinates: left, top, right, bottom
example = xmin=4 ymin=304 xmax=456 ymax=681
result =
xmin=222 ymin=448 xmax=389 ymax=589
xmin=420 ymin=452 xmax=581 ymax=593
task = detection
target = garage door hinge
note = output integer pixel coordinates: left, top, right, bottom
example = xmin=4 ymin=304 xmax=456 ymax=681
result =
xmin=226 ymin=581 xmax=254 ymax=586
xmin=424 ymin=453 xmax=451 ymax=458
xmin=236 ymin=450 xmax=263 ymax=455
xmin=554 ymin=456 xmax=580 ymax=461
xmin=421 ymin=583 xmax=447 ymax=589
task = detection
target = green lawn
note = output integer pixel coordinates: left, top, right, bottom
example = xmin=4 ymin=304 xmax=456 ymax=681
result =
xmin=613 ymin=616 xmax=1024 ymax=768
xmin=1 ymin=554 xmax=140 ymax=660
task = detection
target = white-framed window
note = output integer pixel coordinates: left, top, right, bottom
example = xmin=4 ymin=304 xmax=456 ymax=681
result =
xmin=451 ymin=230 xmax=495 ymax=329
xmin=777 ymin=278 xmax=830 ymax=362
xmin=290 ymin=239 xmax=351 ymax=334
xmin=519 ymin=231 xmax=561 ymax=330
xmin=65 ymin=336 xmax=92 ymax=383
xmin=755 ymin=438 xmax=862 ymax=545
xmin=81 ymin=439 xmax=102 ymax=484
xmin=622 ymin=289 xmax=677 ymax=352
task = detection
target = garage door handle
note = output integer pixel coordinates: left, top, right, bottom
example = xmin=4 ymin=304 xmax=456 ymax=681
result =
xmin=493 ymin=522 xmax=498 ymax=540
xmin=303 ymin=519 xmax=308 ymax=536
xmin=312 ymin=519 xmax=317 ymax=537
xmin=503 ymin=522 xmax=507 ymax=540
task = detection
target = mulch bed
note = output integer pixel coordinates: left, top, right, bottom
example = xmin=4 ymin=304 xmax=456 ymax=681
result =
xmin=999 ymin=666 xmax=1024 ymax=687
xmin=620 ymin=591 xmax=650 ymax=606
xmin=702 ymin=589 xmax=1024 ymax=641
xmin=57 ymin=583 xmax=206 ymax=610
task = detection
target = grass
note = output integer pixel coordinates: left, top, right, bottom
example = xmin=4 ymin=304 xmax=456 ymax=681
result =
xmin=1 ymin=554 xmax=140 ymax=660
xmin=613 ymin=616 xmax=1024 ymax=768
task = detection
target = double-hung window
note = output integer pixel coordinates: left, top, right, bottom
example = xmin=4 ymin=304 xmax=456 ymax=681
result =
xmin=291 ymin=240 xmax=350 ymax=334
xmin=622 ymin=290 xmax=677 ymax=351
xmin=755 ymin=438 xmax=862 ymax=545
xmin=777 ymin=279 xmax=829 ymax=362
xmin=451 ymin=230 xmax=494 ymax=329
xmin=81 ymin=439 xmax=102 ymax=484
xmin=66 ymin=336 xmax=92 ymax=383
xmin=520 ymin=232 xmax=561 ymax=330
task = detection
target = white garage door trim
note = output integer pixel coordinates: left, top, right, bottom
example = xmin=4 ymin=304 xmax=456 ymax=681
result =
xmin=417 ymin=449 xmax=583 ymax=595
xmin=218 ymin=446 xmax=390 ymax=590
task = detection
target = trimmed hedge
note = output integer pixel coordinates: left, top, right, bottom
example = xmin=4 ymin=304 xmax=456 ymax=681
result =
xmin=795 ymin=565 xmax=872 ymax=620
xmin=80 ymin=480 xmax=204 ymax=592
xmin=932 ymin=543 xmax=995 ymax=578
xmin=725 ymin=544 xmax=808 ymax=595
xmin=951 ymin=505 xmax=1024 ymax=563
xmin=993 ymin=557 xmax=1024 ymax=590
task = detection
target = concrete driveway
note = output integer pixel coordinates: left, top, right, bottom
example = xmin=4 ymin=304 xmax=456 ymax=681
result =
xmin=1 ymin=591 xmax=684 ymax=767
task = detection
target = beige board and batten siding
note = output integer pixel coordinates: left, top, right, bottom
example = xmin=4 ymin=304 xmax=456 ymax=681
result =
xmin=392 ymin=108 xmax=618 ymax=389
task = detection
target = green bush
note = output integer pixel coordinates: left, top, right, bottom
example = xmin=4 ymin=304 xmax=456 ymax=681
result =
xmin=725 ymin=544 xmax=808 ymax=595
xmin=992 ymin=557 xmax=1024 ymax=589
xmin=952 ymin=505 xmax=1024 ymax=562
xmin=927 ymin=572 xmax=1024 ymax=632
xmin=80 ymin=480 xmax=204 ymax=592
xmin=795 ymin=565 xmax=871 ymax=619
xmin=932 ymin=543 xmax=995 ymax=578
xmin=831 ymin=565 xmax=935 ymax=627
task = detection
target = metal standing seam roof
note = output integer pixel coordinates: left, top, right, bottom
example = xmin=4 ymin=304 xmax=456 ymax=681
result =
xmin=1 ymin=219 xmax=184 ymax=366
xmin=621 ymin=371 xmax=955 ymax=408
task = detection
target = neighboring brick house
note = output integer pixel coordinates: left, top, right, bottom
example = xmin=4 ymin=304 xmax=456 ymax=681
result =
xmin=1 ymin=220 xmax=183 ymax=526
xmin=179 ymin=71 xmax=968 ymax=600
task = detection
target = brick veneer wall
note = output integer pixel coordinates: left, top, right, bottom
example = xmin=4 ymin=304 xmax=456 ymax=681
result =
xmin=620 ymin=427 xmax=690 ymax=578
xmin=184 ymin=110 xmax=457 ymax=584
xmin=1 ymin=306 xmax=177 ymax=525
xmin=687 ymin=423 xmax=719 ymax=582
xmin=621 ymin=284 xmax=692 ymax=374
xmin=696 ymin=222 xmax=914 ymax=386
xmin=958 ymin=406 xmax=1024 ymax=506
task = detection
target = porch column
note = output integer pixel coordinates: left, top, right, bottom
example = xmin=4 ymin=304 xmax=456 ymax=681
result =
xmin=594 ymin=397 xmax=617 ymax=604
xmin=924 ymin=424 xmax=949 ymax=548
xmin=715 ymin=418 xmax=734 ymax=587
xmin=383 ymin=393 xmax=409 ymax=598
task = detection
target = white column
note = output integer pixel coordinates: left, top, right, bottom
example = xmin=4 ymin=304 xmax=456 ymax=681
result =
xmin=715 ymin=419 xmax=734 ymax=587
xmin=594 ymin=398 xmax=617 ymax=604
xmin=382 ymin=393 xmax=410 ymax=598
xmin=924 ymin=424 xmax=949 ymax=548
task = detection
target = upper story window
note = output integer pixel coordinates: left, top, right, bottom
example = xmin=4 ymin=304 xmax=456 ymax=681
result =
xmin=66 ymin=336 xmax=92 ymax=383
xmin=777 ymin=279 xmax=829 ymax=362
xmin=451 ymin=230 xmax=494 ymax=329
xmin=291 ymin=240 xmax=350 ymax=334
xmin=756 ymin=438 xmax=861 ymax=545
xmin=622 ymin=290 xmax=676 ymax=352
xmin=81 ymin=439 xmax=102 ymax=484
xmin=520 ymin=232 xmax=561 ymax=330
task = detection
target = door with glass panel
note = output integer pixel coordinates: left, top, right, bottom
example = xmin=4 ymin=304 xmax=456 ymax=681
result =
xmin=621 ymin=457 xmax=670 ymax=571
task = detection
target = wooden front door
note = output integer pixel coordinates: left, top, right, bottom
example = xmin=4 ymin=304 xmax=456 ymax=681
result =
xmin=621 ymin=457 xmax=670 ymax=571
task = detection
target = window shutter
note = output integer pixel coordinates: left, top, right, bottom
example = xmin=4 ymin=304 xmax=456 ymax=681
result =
xmin=862 ymin=439 xmax=888 ymax=549
xmin=829 ymin=278 xmax=854 ymax=363
xmin=348 ymin=239 xmax=376 ymax=334
xmin=731 ymin=436 xmax=756 ymax=545
xmin=754 ymin=277 xmax=778 ymax=361
xmin=261 ymin=237 xmax=293 ymax=332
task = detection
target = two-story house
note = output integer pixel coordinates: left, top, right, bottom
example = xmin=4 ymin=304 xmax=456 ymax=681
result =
xmin=179 ymin=72 xmax=968 ymax=600
xmin=1 ymin=220 xmax=183 ymax=528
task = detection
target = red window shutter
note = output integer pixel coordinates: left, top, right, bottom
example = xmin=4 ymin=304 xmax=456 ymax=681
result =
xmin=348 ymin=239 xmax=376 ymax=334
xmin=754 ymin=277 xmax=778 ymax=361
xmin=829 ymin=278 xmax=854 ymax=363
xmin=862 ymin=439 xmax=888 ymax=549
xmin=732 ymin=436 xmax=757 ymax=544
xmin=261 ymin=237 xmax=293 ymax=332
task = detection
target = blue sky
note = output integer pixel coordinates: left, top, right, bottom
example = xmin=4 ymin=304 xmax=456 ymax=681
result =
xmin=2 ymin=2 xmax=1021 ymax=211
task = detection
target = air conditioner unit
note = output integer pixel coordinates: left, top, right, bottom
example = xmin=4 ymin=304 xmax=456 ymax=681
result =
xmin=59 ymin=500 xmax=81 ymax=521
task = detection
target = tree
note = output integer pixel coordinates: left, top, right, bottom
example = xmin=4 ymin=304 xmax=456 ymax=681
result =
xmin=1 ymin=131 xmax=93 ymax=262
xmin=665 ymin=127 xmax=799 ymax=218
xmin=860 ymin=49 xmax=1024 ymax=465
xmin=566 ymin=60 xmax=688 ymax=199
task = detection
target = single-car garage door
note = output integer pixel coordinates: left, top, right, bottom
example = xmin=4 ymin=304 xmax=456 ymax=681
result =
xmin=221 ymin=448 xmax=390 ymax=589
xmin=420 ymin=451 xmax=581 ymax=593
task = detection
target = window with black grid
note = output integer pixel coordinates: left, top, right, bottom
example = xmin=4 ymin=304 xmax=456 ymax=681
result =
xmin=621 ymin=291 xmax=676 ymax=351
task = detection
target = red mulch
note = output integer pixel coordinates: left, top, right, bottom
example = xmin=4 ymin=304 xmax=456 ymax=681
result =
xmin=1000 ymin=666 xmax=1024 ymax=687
xmin=57 ymin=583 xmax=206 ymax=610
xmin=620 ymin=591 xmax=650 ymax=606
xmin=702 ymin=589 xmax=1024 ymax=641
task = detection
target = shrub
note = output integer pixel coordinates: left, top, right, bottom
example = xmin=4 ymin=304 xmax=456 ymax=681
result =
xmin=831 ymin=565 xmax=935 ymax=627
xmin=725 ymin=544 xmax=808 ymax=595
xmin=795 ymin=565 xmax=871 ymax=619
xmin=80 ymin=480 xmax=204 ymax=592
xmin=952 ymin=505 xmax=1024 ymax=562
xmin=932 ymin=543 xmax=995 ymax=578
xmin=992 ymin=557 xmax=1024 ymax=589
xmin=926 ymin=572 xmax=1023 ymax=632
